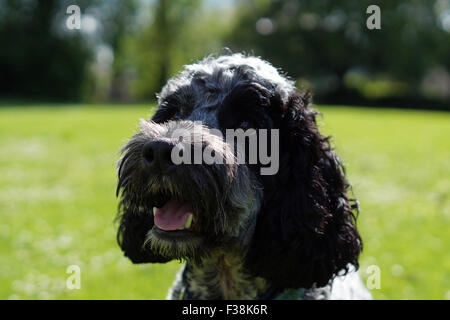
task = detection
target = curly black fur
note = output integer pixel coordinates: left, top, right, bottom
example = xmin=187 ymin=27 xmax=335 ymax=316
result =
xmin=115 ymin=54 xmax=365 ymax=299
xmin=244 ymin=91 xmax=362 ymax=288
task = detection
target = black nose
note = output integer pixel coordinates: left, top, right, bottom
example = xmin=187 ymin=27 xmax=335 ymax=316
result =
xmin=142 ymin=140 xmax=174 ymax=171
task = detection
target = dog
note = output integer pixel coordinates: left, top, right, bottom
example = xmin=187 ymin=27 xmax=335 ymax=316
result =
xmin=116 ymin=53 xmax=371 ymax=300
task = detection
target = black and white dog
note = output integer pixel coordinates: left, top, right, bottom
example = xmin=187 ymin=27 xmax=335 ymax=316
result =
xmin=116 ymin=54 xmax=371 ymax=299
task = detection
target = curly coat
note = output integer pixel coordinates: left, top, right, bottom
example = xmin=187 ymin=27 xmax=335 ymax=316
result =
xmin=115 ymin=54 xmax=369 ymax=299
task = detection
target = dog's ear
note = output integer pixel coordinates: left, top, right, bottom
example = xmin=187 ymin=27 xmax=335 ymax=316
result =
xmin=116 ymin=201 xmax=171 ymax=264
xmin=245 ymin=91 xmax=362 ymax=289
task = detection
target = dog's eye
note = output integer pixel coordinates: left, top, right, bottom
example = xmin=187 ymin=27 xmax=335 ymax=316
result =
xmin=172 ymin=111 xmax=182 ymax=120
xmin=238 ymin=120 xmax=255 ymax=130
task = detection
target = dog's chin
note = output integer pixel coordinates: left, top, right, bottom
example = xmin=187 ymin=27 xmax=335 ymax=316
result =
xmin=149 ymin=225 xmax=203 ymax=244
xmin=145 ymin=226 xmax=205 ymax=260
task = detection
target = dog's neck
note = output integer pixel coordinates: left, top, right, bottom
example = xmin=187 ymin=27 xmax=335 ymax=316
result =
xmin=182 ymin=249 xmax=269 ymax=300
xmin=175 ymin=187 xmax=267 ymax=299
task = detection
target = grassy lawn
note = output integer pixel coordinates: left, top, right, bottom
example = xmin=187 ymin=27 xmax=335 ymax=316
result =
xmin=0 ymin=104 xmax=448 ymax=300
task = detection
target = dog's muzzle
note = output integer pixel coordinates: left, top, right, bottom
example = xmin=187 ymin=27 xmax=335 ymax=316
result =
xmin=117 ymin=120 xmax=260 ymax=259
xmin=140 ymin=140 xmax=195 ymax=232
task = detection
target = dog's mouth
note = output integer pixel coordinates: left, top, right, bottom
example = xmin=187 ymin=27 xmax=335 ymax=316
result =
xmin=144 ymin=190 xmax=205 ymax=259
xmin=154 ymin=197 xmax=194 ymax=232
xmin=149 ymin=191 xmax=197 ymax=234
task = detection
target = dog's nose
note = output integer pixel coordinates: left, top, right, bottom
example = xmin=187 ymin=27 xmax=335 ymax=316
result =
xmin=142 ymin=141 xmax=174 ymax=171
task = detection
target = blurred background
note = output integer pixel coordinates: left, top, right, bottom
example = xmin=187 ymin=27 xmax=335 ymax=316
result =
xmin=0 ymin=0 xmax=448 ymax=300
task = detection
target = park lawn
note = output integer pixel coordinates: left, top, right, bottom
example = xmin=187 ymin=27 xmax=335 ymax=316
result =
xmin=0 ymin=104 xmax=448 ymax=300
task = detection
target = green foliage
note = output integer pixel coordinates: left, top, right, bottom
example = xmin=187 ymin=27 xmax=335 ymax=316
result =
xmin=0 ymin=105 xmax=448 ymax=299
xmin=227 ymin=0 xmax=450 ymax=104
xmin=2 ymin=0 xmax=448 ymax=106
xmin=93 ymin=0 xmax=139 ymax=101
xmin=0 ymin=0 xmax=92 ymax=100
xmin=123 ymin=0 xmax=233 ymax=100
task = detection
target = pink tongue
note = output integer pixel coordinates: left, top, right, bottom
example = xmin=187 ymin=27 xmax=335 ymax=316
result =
xmin=154 ymin=198 xmax=193 ymax=231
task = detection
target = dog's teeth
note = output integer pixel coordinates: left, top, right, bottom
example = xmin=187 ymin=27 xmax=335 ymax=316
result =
xmin=184 ymin=214 xmax=193 ymax=229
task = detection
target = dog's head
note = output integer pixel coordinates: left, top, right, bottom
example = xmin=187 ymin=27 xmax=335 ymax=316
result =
xmin=116 ymin=54 xmax=362 ymax=288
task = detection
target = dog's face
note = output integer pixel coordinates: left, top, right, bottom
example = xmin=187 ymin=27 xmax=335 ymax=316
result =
xmin=116 ymin=54 xmax=362 ymax=288
xmin=117 ymin=118 xmax=261 ymax=262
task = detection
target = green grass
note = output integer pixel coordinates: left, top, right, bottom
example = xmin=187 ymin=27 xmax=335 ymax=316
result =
xmin=0 ymin=104 xmax=449 ymax=300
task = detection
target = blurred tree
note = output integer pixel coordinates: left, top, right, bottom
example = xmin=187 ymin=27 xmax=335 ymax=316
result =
xmin=124 ymin=0 xmax=232 ymax=100
xmin=226 ymin=0 xmax=450 ymax=107
xmin=0 ymin=0 xmax=140 ymax=102
xmin=128 ymin=0 xmax=202 ymax=100
xmin=95 ymin=0 xmax=138 ymax=101
xmin=0 ymin=0 xmax=92 ymax=101
xmin=154 ymin=0 xmax=171 ymax=92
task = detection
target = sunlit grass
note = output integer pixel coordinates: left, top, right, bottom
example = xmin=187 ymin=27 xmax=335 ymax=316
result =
xmin=0 ymin=104 xmax=448 ymax=299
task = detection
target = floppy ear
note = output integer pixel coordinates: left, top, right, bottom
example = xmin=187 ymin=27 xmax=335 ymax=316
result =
xmin=116 ymin=202 xmax=171 ymax=263
xmin=245 ymin=91 xmax=362 ymax=289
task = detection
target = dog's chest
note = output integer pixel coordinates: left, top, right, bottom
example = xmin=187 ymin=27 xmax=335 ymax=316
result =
xmin=182 ymin=254 xmax=268 ymax=300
